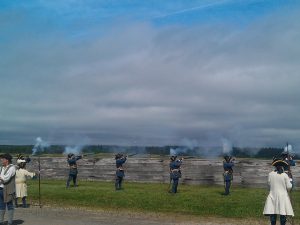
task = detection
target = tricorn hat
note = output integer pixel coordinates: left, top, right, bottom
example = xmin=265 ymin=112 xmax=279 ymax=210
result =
xmin=170 ymin=155 xmax=177 ymax=161
xmin=67 ymin=153 xmax=74 ymax=158
xmin=272 ymin=158 xmax=288 ymax=167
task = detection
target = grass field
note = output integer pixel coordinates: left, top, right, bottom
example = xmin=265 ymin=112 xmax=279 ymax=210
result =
xmin=27 ymin=179 xmax=299 ymax=221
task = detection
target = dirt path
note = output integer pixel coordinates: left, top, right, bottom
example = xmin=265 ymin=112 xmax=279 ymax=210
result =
xmin=9 ymin=206 xmax=268 ymax=225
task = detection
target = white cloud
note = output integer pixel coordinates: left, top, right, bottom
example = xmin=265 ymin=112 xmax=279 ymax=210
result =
xmin=0 ymin=6 xmax=300 ymax=149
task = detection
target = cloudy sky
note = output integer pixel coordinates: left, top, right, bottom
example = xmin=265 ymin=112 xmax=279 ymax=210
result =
xmin=1 ymin=0 xmax=300 ymax=149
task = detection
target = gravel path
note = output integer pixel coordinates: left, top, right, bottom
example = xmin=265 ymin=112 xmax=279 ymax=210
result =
xmin=7 ymin=206 xmax=269 ymax=225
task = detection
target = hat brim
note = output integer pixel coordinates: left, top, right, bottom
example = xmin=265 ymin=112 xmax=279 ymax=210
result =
xmin=17 ymin=159 xmax=26 ymax=163
xmin=272 ymin=160 xmax=288 ymax=167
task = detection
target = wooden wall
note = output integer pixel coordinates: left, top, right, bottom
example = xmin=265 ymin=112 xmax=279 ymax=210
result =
xmin=25 ymin=157 xmax=300 ymax=188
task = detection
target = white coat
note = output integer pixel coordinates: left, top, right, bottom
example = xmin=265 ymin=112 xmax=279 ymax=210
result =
xmin=263 ymin=171 xmax=294 ymax=216
xmin=15 ymin=168 xmax=35 ymax=198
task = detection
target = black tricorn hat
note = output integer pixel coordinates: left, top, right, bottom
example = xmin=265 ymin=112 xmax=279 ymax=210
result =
xmin=115 ymin=153 xmax=123 ymax=159
xmin=170 ymin=155 xmax=177 ymax=161
xmin=272 ymin=158 xmax=288 ymax=167
xmin=67 ymin=153 xmax=74 ymax=158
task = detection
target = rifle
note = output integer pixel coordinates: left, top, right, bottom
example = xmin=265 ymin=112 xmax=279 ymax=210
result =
xmin=127 ymin=153 xmax=138 ymax=157
xmin=38 ymin=156 xmax=41 ymax=208
xmin=182 ymin=156 xmax=196 ymax=159
xmin=82 ymin=153 xmax=94 ymax=157
xmin=285 ymin=142 xmax=295 ymax=225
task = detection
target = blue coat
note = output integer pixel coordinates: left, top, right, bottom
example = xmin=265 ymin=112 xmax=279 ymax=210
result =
xmin=169 ymin=160 xmax=182 ymax=180
xmin=223 ymin=161 xmax=234 ymax=181
xmin=283 ymin=158 xmax=296 ymax=172
xmin=116 ymin=158 xmax=127 ymax=177
xmin=68 ymin=156 xmax=82 ymax=175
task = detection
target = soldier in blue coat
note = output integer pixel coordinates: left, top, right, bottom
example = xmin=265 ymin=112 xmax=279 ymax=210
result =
xmin=115 ymin=153 xmax=127 ymax=190
xmin=281 ymin=151 xmax=295 ymax=170
xmin=281 ymin=151 xmax=296 ymax=188
xmin=169 ymin=156 xmax=182 ymax=194
xmin=223 ymin=155 xmax=235 ymax=195
xmin=66 ymin=153 xmax=82 ymax=188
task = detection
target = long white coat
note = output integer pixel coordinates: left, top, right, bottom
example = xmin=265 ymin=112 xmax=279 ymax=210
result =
xmin=263 ymin=171 xmax=294 ymax=216
xmin=15 ymin=168 xmax=35 ymax=198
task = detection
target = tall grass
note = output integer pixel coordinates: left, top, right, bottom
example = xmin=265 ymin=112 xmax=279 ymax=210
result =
xmin=27 ymin=180 xmax=299 ymax=221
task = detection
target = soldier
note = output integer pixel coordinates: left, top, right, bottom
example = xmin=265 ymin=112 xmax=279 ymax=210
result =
xmin=15 ymin=155 xmax=35 ymax=208
xmin=169 ymin=156 xmax=182 ymax=194
xmin=281 ymin=151 xmax=295 ymax=174
xmin=223 ymin=155 xmax=234 ymax=195
xmin=0 ymin=154 xmax=16 ymax=225
xmin=263 ymin=158 xmax=294 ymax=225
xmin=66 ymin=153 xmax=82 ymax=188
xmin=115 ymin=153 xmax=127 ymax=190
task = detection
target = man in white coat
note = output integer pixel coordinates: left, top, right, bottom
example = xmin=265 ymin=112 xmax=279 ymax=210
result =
xmin=263 ymin=158 xmax=294 ymax=225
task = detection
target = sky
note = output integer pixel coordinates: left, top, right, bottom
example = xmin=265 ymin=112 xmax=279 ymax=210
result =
xmin=1 ymin=0 xmax=300 ymax=149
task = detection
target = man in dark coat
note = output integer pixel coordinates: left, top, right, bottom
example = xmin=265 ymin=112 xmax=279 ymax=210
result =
xmin=66 ymin=153 xmax=82 ymax=188
xmin=169 ymin=156 xmax=182 ymax=194
xmin=281 ymin=152 xmax=295 ymax=174
xmin=115 ymin=153 xmax=127 ymax=190
xmin=223 ymin=155 xmax=234 ymax=195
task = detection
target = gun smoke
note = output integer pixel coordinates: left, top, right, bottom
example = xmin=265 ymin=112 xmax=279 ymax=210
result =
xmin=64 ymin=145 xmax=84 ymax=155
xmin=169 ymin=138 xmax=198 ymax=156
xmin=32 ymin=137 xmax=50 ymax=155
xmin=222 ymin=138 xmax=233 ymax=156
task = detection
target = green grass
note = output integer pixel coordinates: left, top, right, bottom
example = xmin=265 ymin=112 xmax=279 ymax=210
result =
xmin=27 ymin=180 xmax=299 ymax=221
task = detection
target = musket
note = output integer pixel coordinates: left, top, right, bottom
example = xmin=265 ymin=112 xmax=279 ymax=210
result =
xmin=285 ymin=142 xmax=294 ymax=179
xmin=32 ymin=145 xmax=42 ymax=208
xmin=82 ymin=153 xmax=95 ymax=157
xmin=182 ymin=156 xmax=196 ymax=159
xmin=127 ymin=153 xmax=138 ymax=157
xmin=285 ymin=142 xmax=294 ymax=225
xmin=38 ymin=156 xmax=41 ymax=208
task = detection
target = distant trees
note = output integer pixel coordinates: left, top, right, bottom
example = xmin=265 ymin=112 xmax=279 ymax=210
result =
xmin=0 ymin=145 xmax=297 ymax=159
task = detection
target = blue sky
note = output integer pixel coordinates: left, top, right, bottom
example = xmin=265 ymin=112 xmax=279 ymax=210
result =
xmin=1 ymin=0 xmax=300 ymax=150
xmin=1 ymin=0 xmax=297 ymax=41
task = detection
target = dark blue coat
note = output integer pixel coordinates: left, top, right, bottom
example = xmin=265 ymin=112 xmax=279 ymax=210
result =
xmin=68 ymin=155 xmax=82 ymax=175
xmin=282 ymin=158 xmax=296 ymax=171
xmin=116 ymin=158 xmax=127 ymax=177
xmin=169 ymin=160 xmax=182 ymax=180
xmin=223 ymin=161 xmax=234 ymax=181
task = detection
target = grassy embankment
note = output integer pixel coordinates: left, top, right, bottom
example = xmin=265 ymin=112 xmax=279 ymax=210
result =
xmin=27 ymin=179 xmax=299 ymax=221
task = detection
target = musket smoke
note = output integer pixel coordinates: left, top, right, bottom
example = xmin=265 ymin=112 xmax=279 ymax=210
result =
xmin=63 ymin=145 xmax=84 ymax=155
xmin=284 ymin=144 xmax=293 ymax=153
xmin=32 ymin=137 xmax=50 ymax=155
xmin=222 ymin=138 xmax=232 ymax=156
xmin=170 ymin=138 xmax=198 ymax=156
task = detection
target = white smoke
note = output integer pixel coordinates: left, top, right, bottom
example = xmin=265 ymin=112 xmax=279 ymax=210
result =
xmin=221 ymin=138 xmax=233 ymax=155
xmin=63 ymin=145 xmax=84 ymax=155
xmin=32 ymin=137 xmax=50 ymax=155
xmin=169 ymin=138 xmax=198 ymax=156
xmin=283 ymin=143 xmax=293 ymax=153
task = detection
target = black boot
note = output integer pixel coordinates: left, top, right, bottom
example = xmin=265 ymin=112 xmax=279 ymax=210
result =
xmin=15 ymin=198 xmax=18 ymax=208
xmin=22 ymin=197 xmax=27 ymax=208
xmin=270 ymin=214 xmax=277 ymax=225
xmin=280 ymin=215 xmax=286 ymax=225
